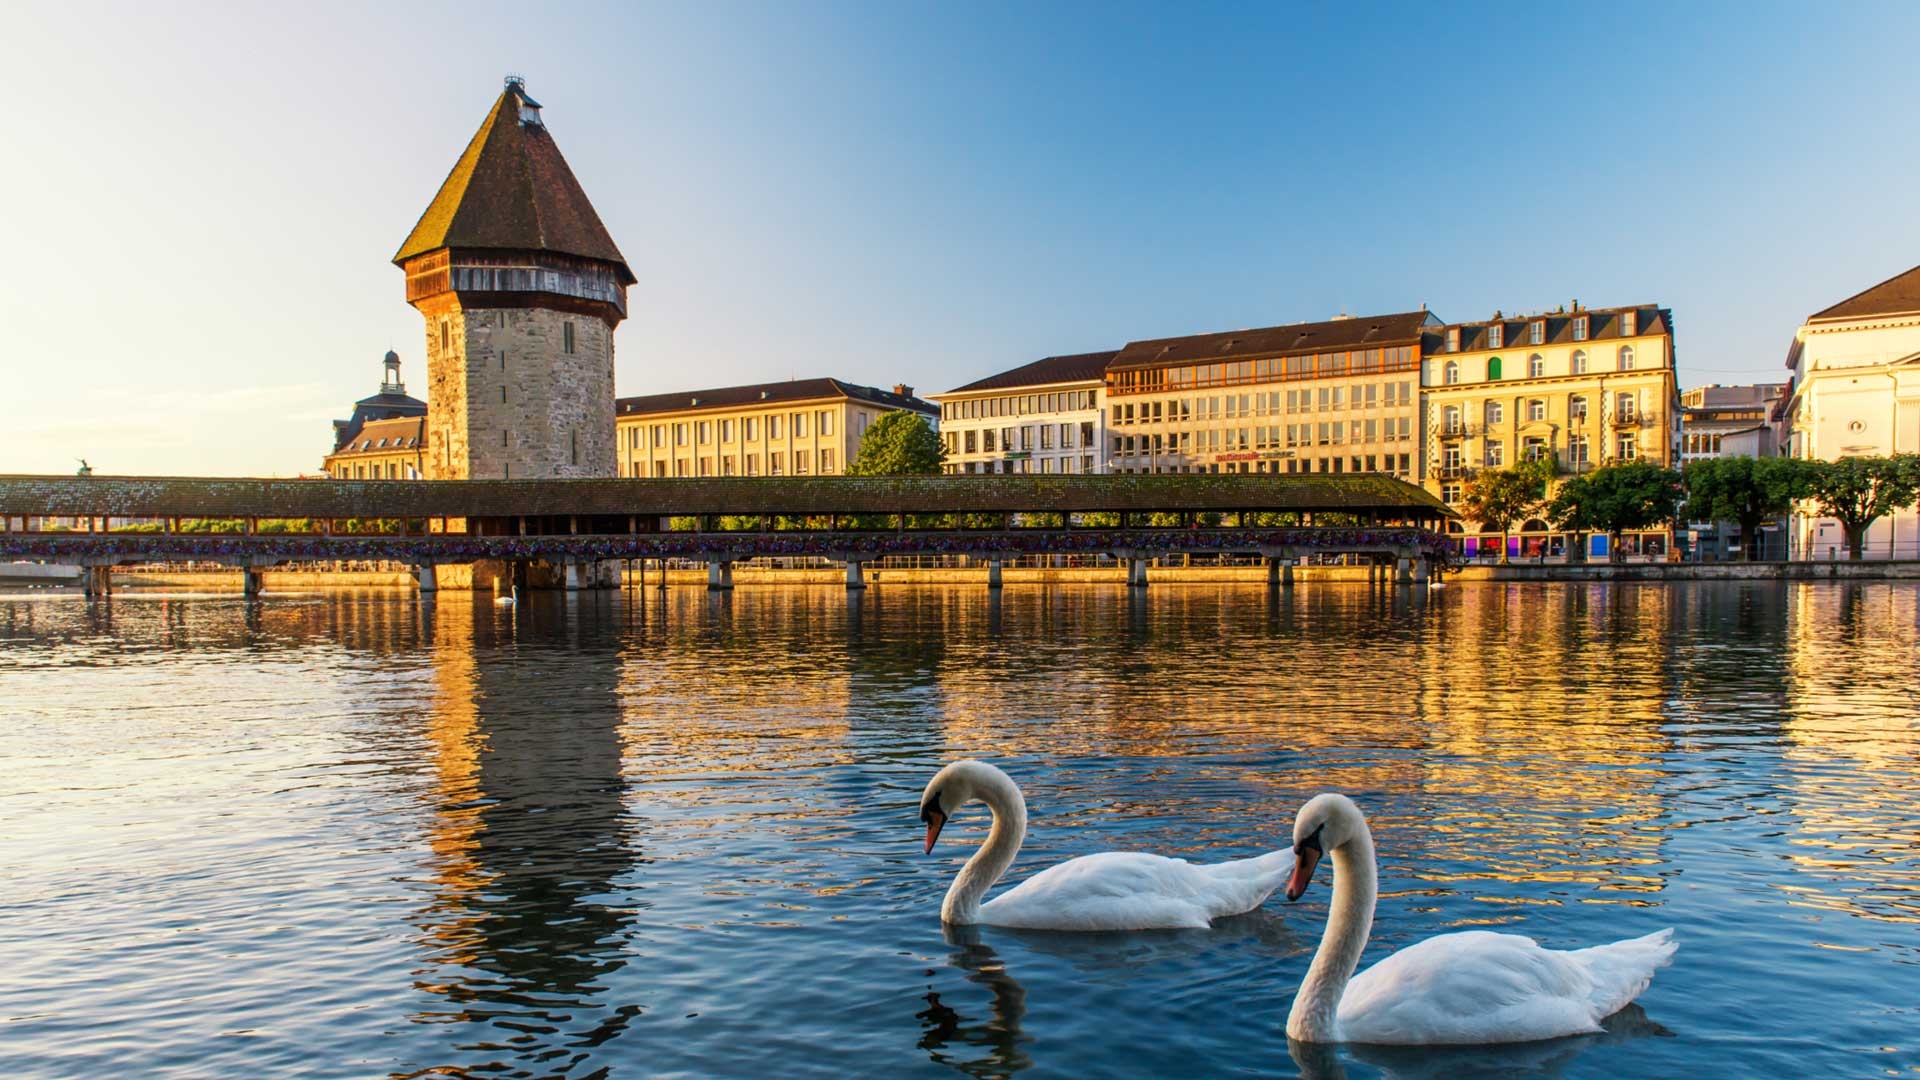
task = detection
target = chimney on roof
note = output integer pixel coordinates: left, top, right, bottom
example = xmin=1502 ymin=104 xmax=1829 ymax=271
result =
xmin=1571 ymin=299 xmax=1580 ymax=312
xmin=893 ymin=383 xmax=913 ymax=397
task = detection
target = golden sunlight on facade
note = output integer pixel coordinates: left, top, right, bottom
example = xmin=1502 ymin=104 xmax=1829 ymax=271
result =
xmin=614 ymin=379 xmax=937 ymax=478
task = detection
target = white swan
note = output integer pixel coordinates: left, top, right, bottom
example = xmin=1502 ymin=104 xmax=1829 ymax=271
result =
xmin=1283 ymin=792 xmax=1676 ymax=1045
xmin=919 ymin=760 xmax=1291 ymax=931
xmin=494 ymin=585 xmax=517 ymax=608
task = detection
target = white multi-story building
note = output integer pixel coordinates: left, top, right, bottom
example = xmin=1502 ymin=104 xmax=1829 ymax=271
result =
xmin=1680 ymin=384 xmax=1784 ymax=462
xmin=1780 ymin=264 xmax=1920 ymax=559
xmin=930 ymin=351 xmax=1114 ymax=474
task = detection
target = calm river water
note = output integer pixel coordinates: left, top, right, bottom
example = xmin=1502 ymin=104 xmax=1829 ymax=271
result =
xmin=2 ymin=582 xmax=1917 ymax=1078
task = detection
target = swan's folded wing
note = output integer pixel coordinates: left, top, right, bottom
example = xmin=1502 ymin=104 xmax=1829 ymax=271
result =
xmin=1338 ymin=931 xmax=1603 ymax=1045
xmin=980 ymin=852 xmax=1216 ymax=931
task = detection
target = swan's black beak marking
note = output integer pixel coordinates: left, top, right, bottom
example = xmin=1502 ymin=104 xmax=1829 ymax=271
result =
xmin=1286 ymin=825 xmax=1324 ymax=902
xmin=921 ymin=796 xmax=947 ymax=855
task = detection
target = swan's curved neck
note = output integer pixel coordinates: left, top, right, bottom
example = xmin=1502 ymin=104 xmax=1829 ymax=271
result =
xmin=941 ymin=771 xmax=1026 ymax=924
xmin=1287 ymin=816 xmax=1377 ymax=1043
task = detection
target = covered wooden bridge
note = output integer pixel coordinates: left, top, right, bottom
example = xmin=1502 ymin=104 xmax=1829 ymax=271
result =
xmin=0 ymin=473 xmax=1453 ymax=593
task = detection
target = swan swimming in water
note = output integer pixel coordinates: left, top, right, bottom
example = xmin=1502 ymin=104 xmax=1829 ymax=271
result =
xmin=1283 ymin=792 xmax=1676 ymax=1045
xmin=919 ymin=760 xmax=1292 ymax=931
xmin=494 ymin=585 xmax=517 ymax=608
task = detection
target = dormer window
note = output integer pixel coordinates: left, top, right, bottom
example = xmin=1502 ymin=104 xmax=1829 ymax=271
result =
xmin=1446 ymin=328 xmax=1460 ymax=353
xmin=1621 ymin=310 xmax=1637 ymax=336
xmin=1573 ymin=315 xmax=1589 ymax=341
xmin=1488 ymin=324 xmax=1503 ymax=350
xmin=1529 ymin=320 xmax=1544 ymax=345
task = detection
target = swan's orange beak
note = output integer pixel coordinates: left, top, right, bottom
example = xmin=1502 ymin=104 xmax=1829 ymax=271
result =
xmin=1286 ymin=847 xmax=1321 ymax=901
xmin=923 ymin=808 xmax=947 ymax=854
xmin=1286 ymin=826 xmax=1325 ymax=901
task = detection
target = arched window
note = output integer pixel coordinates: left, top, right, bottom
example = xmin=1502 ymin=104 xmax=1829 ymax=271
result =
xmin=1528 ymin=354 xmax=1544 ymax=378
xmin=1572 ymin=349 xmax=1588 ymax=374
xmin=1486 ymin=401 xmax=1504 ymax=426
xmin=1444 ymin=361 xmax=1459 ymax=385
xmin=1487 ymin=356 xmax=1503 ymax=380
xmin=1619 ymin=345 xmax=1635 ymax=370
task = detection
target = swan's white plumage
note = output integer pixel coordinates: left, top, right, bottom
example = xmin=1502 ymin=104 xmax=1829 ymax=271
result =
xmin=921 ymin=760 xmax=1288 ymax=932
xmin=1285 ymin=792 xmax=1676 ymax=1046
xmin=1333 ymin=928 xmax=1676 ymax=1045
xmin=981 ymin=849 xmax=1291 ymax=931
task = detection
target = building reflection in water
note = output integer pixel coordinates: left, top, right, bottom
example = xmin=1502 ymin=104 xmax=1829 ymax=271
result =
xmin=1778 ymin=583 xmax=1920 ymax=928
xmin=405 ymin=594 xmax=640 ymax=1079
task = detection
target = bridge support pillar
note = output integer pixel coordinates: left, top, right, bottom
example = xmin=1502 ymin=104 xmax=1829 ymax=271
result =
xmin=1282 ymin=560 xmax=1295 ymax=588
xmin=657 ymin=558 xmax=670 ymax=590
xmin=1412 ymin=556 xmax=1430 ymax=584
xmin=1127 ymin=557 xmax=1150 ymax=588
xmin=415 ymin=564 xmax=438 ymax=593
xmin=845 ymin=559 xmax=866 ymax=591
xmin=243 ymin=566 xmax=264 ymax=598
xmin=707 ymin=560 xmax=734 ymax=591
xmin=1266 ymin=557 xmax=1280 ymax=589
xmin=82 ymin=564 xmax=112 ymax=598
xmin=564 ymin=561 xmax=588 ymax=591
xmin=1395 ymin=557 xmax=1413 ymax=584
xmin=987 ymin=559 xmax=1003 ymax=590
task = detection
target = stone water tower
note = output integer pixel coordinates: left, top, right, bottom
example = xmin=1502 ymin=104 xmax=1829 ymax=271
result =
xmin=394 ymin=76 xmax=632 ymax=482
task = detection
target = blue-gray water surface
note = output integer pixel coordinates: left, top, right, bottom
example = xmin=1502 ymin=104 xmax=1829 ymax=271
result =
xmin=2 ymin=582 xmax=1917 ymax=1079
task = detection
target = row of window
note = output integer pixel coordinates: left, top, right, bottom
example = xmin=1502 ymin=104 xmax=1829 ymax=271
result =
xmin=1110 ymin=383 xmax=1415 ymax=425
xmin=947 ymin=422 xmax=1099 ymax=455
xmin=624 ymin=410 xmax=841 ymax=450
xmin=1682 ymin=432 xmax=1727 ymax=455
xmin=1441 ymin=311 xmax=1635 ymax=353
xmin=333 ymin=462 xmax=417 ymax=479
xmin=1110 ymin=418 xmax=1416 ymax=457
xmin=1441 ymin=346 xmax=1635 ymax=384
xmin=348 ymin=435 xmax=419 ymax=451
xmin=1113 ymin=454 xmax=1415 ymax=476
xmin=1435 ymin=434 xmax=1641 ymax=499
xmin=943 ymin=390 xmax=1096 ymax=421
xmin=1438 ymin=392 xmax=1643 ymax=432
xmin=625 ymin=449 xmax=836 ymax=477
xmin=946 ymin=456 xmax=1100 ymax=475
xmin=1108 ymin=347 xmax=1419 ymax=396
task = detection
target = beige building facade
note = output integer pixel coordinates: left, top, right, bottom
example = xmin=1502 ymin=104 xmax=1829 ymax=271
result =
xmin=324 ymin=416 xmax=425 ymax=480
xmin=930 ymin=351 xmax=1112 ymax=475
xmin=1099 ymin=311 xmax=1434 ymax=478
xmin=616 ymin=379 xmax=937 ymax=478
xmin=1421 ymin=304 xmax=1679 ymax=558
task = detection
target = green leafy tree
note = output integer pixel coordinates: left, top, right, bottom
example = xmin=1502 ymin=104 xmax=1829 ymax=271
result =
xmin=1460 ymin=457 xmax=1554 ymax=563
xmin=847 ymin=411 xmax=945 ymax=476
xmin=1804 ymin=454 xmax=1920 ymax=560
xmin=1681 ymin=456 xmax=1812 ymax=561
xmin=1547 ymin=460 xmax=1682 ymax=563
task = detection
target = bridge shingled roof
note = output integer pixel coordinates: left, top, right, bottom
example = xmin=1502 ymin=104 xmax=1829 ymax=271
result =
xmin=0 ymin=474 xmax=1452 ymax=519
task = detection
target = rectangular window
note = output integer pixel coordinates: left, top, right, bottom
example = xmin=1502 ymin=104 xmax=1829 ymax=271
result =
xmin=795 ymin=413 xmax=808 ymax=437
xmin=699 ymin=457 xmax=713 ymax=476
xmin=1622 ymin=310 xmax=1637 ymax=336
xmin=500 ymin=385 xmax=507 ymax=403
xmin=1569 ymin=435 xmax=1589 ymax=467
xmin=676 ymin=458 xmax=689 ymax=477
xmin=1528 ymin=399 xmax=1546 ymax=422
xmin=1486 ymin=440 xmax=1504 ymax=467
xmin=1040 ymin=425 xmax=1053 ymax=450
xmin=722 ymin=455 xmax=735 ymax=476
xmin=819 ymin=449 xmax=834 ymax=473
xmin=720 ymin=419 xmax=734 ymax=442
xmin=1573 ymin=315 xmax=1588 ymax=342
xmin=1446 ymin=327 xmax=1460 ymax=353
xmin=1616 ymin=392 xmax=1636 ymax=421
xmin=563 ymin=321 xmax=577 ymax=354
xmin=795 ymin=451 xmax=810 ymax=474
xmin=1617 ymin=433 xmax=1637 ymax=460
xmin=675 ymin=423 xmax=688 ymax=446
xmin=769 ymin=416 xmax=782 ymax=439
xmin=440 ymin=320 xmax=449 ymax=352
xmin=983 ymin=429 xmax=997 ymax=453
xmin=770 ymin=451 xmax=784 ymax=475
xmin=1488 ymin=324 xmax=1503 ymax=349
xmin=1529 ymin=320 xmax=1544 ymax=345
xmin=964 ymin=430 xmax=977 ymax=453
xmin=819 ymin=411 xmax=833 ymax=436
xmin=698 ymin=421 xmax=712 ymax=444
xmin=744 ymin=417 xmax=756 ymax=441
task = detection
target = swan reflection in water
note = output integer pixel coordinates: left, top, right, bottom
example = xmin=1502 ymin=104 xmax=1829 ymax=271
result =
xmin=919 ymin=925 xmax=1031 ymax=1079
xmin=920 ymin=910 xmax=1298 ymax=1078
xmin=1288 ymin=1004 xmax=1672 ymax=1080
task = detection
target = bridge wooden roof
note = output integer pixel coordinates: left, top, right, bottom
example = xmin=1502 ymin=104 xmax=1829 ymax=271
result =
xmin=0 ymin=474 xmax=1452 ymax=519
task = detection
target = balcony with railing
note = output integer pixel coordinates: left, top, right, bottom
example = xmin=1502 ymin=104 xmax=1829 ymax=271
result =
xmin=1437 ymin=422 xmax=1479 ymax=440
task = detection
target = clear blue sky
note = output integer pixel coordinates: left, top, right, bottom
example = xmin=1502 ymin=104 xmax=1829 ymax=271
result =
xmin=4 ymin=2 xmax=1917 ymax=476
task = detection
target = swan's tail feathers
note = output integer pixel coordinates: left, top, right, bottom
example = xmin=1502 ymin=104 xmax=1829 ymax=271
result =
xmin=1203 ymin=850 xmax=1294 ymax=915
xmin=1573 ymin=928 xmax=1677 ymax=1019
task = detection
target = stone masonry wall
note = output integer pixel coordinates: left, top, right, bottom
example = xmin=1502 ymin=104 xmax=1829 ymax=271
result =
xmin=444 ymin=306 xmax=616 ymax=481
xmin=422 ymin=299 xmax=471 ymax=480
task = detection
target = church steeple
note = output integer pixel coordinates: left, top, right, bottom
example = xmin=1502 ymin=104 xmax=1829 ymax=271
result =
xmin=396 ymin=78 xmax=626 ymax=482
